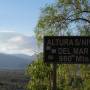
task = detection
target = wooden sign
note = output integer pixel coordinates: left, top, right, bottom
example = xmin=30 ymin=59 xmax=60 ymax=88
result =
xmin=44 ymin=36 xmax=90 ymax=64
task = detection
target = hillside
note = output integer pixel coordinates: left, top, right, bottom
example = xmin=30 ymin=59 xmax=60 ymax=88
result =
xmin=0 ymin=53 xmax=35 ymax=70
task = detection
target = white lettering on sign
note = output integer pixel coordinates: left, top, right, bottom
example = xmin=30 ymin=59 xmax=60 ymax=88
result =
xmin=58 ymin=48 xmax=71 ymax=55
xmin=56 ymin=48 xmax=88 ymax=55
xmin=46 ymin=46 xmax=51 ymax=50
xmin=76 ymin=56 xmax=89 ymax=62
xmin=52 ymin=49 xmax=56 ymax=54
xmin=47 ymin=38 xmax=90 ymax=46
xmin=73 ymin=48 xmax=88 ymax=55
xmin=48 ymin=55 xmax=54 ymax=60
xmin=44 ymin=36 xmax=90 ymax=63
xmin=59 ymin=56 xmax=72 ymax=62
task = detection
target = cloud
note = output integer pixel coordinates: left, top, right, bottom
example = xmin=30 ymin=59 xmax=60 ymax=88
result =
xmin=0 ymin=31 xmax=41 ymax=56
xmin=0 ymin=48 xmax=35 ymax=56
xmin=0 ymin=30 xmax=15 ymax=33
xmin=8 ymin=36 xmax=24 ymax=44
xmin=0 ymin=28 xmax=16 ymax=33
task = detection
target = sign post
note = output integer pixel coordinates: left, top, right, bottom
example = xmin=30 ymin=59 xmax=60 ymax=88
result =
xmin=52 ymin=63 xmax=57 ymax=90
xmin=44 ymin=36 xmax=90 ymax=64
xmin=44 ymin=36 xmax=90 ymax=90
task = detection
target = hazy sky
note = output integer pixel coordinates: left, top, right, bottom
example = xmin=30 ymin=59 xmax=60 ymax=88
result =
xmin=0 ymin=0 xmax=54 ymax=36
xmin=0 ymin=0 xmax=54 ymax=55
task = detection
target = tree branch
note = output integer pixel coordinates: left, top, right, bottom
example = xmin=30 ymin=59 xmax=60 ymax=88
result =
xmin=68 ymin=18 xmax=90 ymax=23
xmin=67 ymin=10 xmax=90 ymax=20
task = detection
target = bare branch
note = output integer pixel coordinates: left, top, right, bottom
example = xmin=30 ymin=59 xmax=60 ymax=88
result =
xmin=68 ymin=18 xmax=90 ymax=23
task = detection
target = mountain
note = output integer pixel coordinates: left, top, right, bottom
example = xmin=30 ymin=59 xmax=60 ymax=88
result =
xmin=0 ymin=53 xmax=35 ymax=70
xmin=14 ymin=54 xmax=36 ymax=60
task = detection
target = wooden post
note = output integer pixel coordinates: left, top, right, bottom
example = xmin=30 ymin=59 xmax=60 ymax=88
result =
xmin=52 ymin=63 xmax=57 ymax=90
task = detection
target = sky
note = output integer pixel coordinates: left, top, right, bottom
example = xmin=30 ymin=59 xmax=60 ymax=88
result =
xmin=0 ymin=0 xmax=54 ymax=56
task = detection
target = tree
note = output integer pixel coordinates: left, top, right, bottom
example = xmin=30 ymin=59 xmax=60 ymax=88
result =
xmin=35 ymin=0 xmax=90 ymax=43
xmin=26 ymin=53 xmax=52 ymax=90
xmin=34 ymin=0 xmax=90 ymax=90
xmin=26 ymin=0 xmax=90 ymax=90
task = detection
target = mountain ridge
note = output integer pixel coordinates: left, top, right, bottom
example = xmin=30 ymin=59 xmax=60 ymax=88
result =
xmin=0 ymin=53 xmax=35 ymax=70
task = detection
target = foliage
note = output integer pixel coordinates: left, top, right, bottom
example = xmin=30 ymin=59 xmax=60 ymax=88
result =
xmin=26 ymin=53 xmax=51 ymax=90
xmin=26 ymin=55 xmax=90 ymax=90
xmin=35 ymin=0 xmax=90 ymax=43
xmin=26 ymin=0 xmax=90 ymax=90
